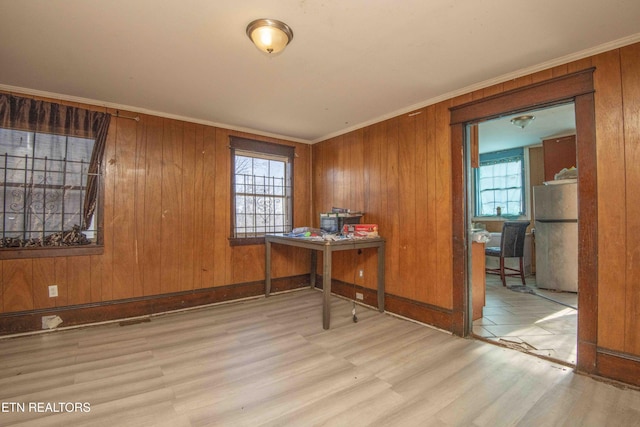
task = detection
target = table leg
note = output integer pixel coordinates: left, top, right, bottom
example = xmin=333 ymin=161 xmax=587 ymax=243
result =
xmin=265 ymin=239 xmax=272 ymax=297
xmin=310 ymin=250 xmax=317 ymax=290
xmin=323 ymin=245 xmax=331 ymax=329
xmin=377 ymin=243 xmax=385 ymax=312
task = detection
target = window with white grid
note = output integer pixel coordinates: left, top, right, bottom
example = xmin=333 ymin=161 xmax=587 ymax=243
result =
xmin=475 ymin=148 xmax=525 ymax=217
xmin=230 ymin=137 xmax=294 ymax=243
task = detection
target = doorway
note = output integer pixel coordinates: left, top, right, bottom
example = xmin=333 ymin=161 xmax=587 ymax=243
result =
xmin=448 ymin=68 xmax=598 ymax=375
xmin=467 ymin=103 xmax=578 ymax=365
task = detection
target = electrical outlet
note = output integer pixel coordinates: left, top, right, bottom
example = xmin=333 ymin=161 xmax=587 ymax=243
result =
xmin=48 ymin=285 xmax=58 ymax=298
xmin=355 ymin=292 xmax=364 ymax=300
xmin=358 ymin=269 xmax=364 ymax=278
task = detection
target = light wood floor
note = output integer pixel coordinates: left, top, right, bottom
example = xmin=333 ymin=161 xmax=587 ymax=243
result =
xmin=1 ymin=289 xmax=639 ymax=426
xmin=474 ymin=275 xmax=578 ymax=365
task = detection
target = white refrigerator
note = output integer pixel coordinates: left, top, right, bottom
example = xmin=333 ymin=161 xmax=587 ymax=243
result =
xmin=533 ymin=180 xmax=578 ymax=292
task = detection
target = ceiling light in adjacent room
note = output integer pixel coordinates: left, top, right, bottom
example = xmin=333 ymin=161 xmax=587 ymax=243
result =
xmin=510 ymin=115 xmax=535 ymax=129
xmin=246 ymin=19 xmax=294 ymax=54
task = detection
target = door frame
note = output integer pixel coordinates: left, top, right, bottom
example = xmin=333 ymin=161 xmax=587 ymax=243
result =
xmin=449 ymin=68 xmax=597 ymax=374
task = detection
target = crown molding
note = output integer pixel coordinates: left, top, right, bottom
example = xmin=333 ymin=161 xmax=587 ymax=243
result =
xmin=0 ymin=84 xmax=312 ymax=145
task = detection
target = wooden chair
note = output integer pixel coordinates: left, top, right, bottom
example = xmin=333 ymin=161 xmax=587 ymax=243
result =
xmin=485 ymin=221 xmax=530 ymax=286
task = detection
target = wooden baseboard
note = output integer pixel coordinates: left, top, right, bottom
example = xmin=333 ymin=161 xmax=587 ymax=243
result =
xmin=596 ymin=348 xmax=640 ymax=388
xmin=384 ymin=294 xmax=453 ymax=332
xmin=0 ymin=275 xmax=309 ymax=336
xmin=316 ymin=276 xmax=380 ymax=309
xmin=318 ymin=275 xmax=453 ymax=331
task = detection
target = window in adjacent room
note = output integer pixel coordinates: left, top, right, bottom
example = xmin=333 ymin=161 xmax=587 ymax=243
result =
xmin=0 ymin=94 xmax=110 ymax=253
xmin=474 ymin=147 xmax=525 ymax=217
xmin=230 ymin=137 xmax=294 ymax=244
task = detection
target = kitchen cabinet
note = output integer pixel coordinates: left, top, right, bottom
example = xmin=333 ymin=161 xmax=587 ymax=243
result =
xmin=543 ymin=135 xmax=576 ymax=181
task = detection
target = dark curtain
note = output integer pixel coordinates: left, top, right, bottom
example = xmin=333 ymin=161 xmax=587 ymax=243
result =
xmin=82 ymin=112 xmax=110 ymax=229
xmin=0 ymin=93 xmax=111 ymax=230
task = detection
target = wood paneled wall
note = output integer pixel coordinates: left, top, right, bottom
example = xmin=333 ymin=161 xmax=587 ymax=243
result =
xmin=594 ymin=42 xmax=640 ymax=356
xmin=1 ymin=42 xmax=639 ymax=381
xmin=0 ymin=106 xmax=312 ymax=314
xmin=312 ymin=104 xmax=453 ymax=309
xmin=312 ymin=42 xmax=640 ymax=359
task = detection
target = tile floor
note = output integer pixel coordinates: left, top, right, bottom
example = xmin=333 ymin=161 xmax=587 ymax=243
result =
xmin=473 ymin=273 xmax=578 ymax=365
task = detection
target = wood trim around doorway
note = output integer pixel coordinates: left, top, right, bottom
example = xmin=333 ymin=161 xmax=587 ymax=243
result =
xmin=449 ymin=68 xmax=598 ymax=375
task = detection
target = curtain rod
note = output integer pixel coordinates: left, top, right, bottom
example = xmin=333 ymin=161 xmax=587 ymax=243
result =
xmin=114 ymin=111 xmax=140 ymax=122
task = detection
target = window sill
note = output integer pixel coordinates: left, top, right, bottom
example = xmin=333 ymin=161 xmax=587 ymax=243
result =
xmin=228 ymin=237 xmax=265 ymax=247
xmin=473 ymin=214 xmax=529 ymax=220
xmin=0 ymin=245 xmax=104 ymax=260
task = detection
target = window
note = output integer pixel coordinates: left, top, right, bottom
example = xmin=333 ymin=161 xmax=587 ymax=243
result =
xmin=0 ymin=131 xmax=95 ymax=244
xmin=475 ymin=148 xmax=525 ymax=217
xmin=230 ymin=137 xmax=294 ymax=243
xmin=0 ymin=94 xmax=110 ymax=253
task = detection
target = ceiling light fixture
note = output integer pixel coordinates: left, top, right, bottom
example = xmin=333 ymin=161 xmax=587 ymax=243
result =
xmin=246 ymin=19 xmax=293 ymax=54
xmin=510 ymin=115 xmax=535 ymax=129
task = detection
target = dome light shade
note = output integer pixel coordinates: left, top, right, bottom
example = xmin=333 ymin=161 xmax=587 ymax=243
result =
xmin=246 ymin=19 xmax=293 ymax=54
xmin=510 ymin=115 xmax=535 ymax=129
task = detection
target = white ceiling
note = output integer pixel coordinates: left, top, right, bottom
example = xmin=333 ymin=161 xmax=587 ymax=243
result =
xmin=479 ymin=103 xmax=576 ymax=154
xmin=1 ymin=1 xmax=639 ymax=143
